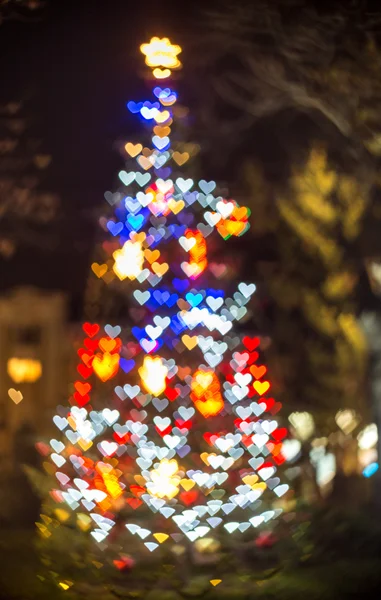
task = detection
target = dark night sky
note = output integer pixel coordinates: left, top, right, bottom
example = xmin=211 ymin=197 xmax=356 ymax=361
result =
xmin=0 ymin=0 xmax=202 ymax=316
xmin=2 ymin=0 xmax=379 ymax=318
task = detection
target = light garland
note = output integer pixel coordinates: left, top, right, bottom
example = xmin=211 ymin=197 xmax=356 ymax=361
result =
xmin=48 ymin=38 xmax=291 ymax=558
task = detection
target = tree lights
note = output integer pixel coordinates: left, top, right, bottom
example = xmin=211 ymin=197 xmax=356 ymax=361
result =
xmin=47 ymin=38 xmax=291 ymax=559
xmin=140 ymin=37 xmax=182 ymax=79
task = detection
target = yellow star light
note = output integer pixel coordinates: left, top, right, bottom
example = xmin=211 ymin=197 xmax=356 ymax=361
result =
xmin=140 ymin=37 xmax=182 ymax=78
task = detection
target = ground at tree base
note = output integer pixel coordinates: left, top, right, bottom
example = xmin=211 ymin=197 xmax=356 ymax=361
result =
xmin=1 ymin=508 xmax=381 ymax=600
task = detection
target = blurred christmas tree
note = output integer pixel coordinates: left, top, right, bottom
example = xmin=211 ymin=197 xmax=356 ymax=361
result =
xmin=31 ymin=38 xmax=293 ymax=592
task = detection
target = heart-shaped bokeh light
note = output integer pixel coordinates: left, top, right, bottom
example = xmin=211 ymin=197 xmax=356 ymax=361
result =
xmin=46 ymin=36 xmax=292 ymax=562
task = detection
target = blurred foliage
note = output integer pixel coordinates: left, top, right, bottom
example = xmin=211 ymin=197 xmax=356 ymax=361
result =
xmin=0 ymin=100 xmax=59 ymax=258
xmin=190 ymin=0 xmax=381 ymax=163
xmin=245 ymin=147 xmax=369 ymax=421
xmin=2 ymin=471 xmax=381 ymax=600
xmin=186 ymin=0 xmax=381 ymax=428
xmin=0 ymin=0 xmax=46 ymax=24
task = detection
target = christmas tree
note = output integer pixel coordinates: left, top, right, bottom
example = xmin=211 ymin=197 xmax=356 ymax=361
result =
xmin=43 ymin=38 xmax=290 ymax=569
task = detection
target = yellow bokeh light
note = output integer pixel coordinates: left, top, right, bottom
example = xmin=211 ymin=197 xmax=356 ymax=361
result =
xmin=153 ymin=68 xmax=172 ymax=80
xmin=112 ymin=240 xmax=144 ymax=280
xmin=154 ymin=110 xmax=171 ymax=124
xmin=140 ymin=37 xmax=182 ymax=71
xmin=194 ymin=537 xmax=221 ymax=554
xmin=191 ymin=369 xmax=224 ymax=418
xmin=7 ymin=357 xmax=42 ymax=383
xmin=101 ymin=469 xmax=124 ymax=500
xmin=147 ymin=459 xmax=181 ymax=499
xmin=139 ymin=355 xmax=168 ymax=396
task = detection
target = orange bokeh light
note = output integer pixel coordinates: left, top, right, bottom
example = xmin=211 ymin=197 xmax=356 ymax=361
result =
xmin=191 ymin=369 xmax=224 ymax=418
xmin=184 ymin=228 xmax=207 ymax=279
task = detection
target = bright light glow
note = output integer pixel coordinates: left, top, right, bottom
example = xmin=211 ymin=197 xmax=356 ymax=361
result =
xmin=93 ymin=352 xmax=120 ymax=382
xmin=363 ymin=462 xmax=379 ymax=478
xmin=8 ymin=388 xmax=23 ymax=404
xmin=100 ymin=468 xmax=124 ymax=500
xmin=7 ymin=357 xmax=42 ymax=383
xmin=357 ymin=423 xmax=378 ymax=450
xmin=146 ymin=458 xmax=181 ymax=499
xmin=140 ymin=37 xmax=182 ymax=71
xmin=153 ymin=68 xmax=172 ymax=79
xmin=310 ymin=449 xmax=336 ymax=488
xmin=191 ymin=369 xmax=224 ymax=417
xmin=139 ymin=355 xmax=168 ymax=396
xmin=366 ymin=260 xmax=381 ymax=295
xmin=369 ymin=262 xmax=381 ymax=282
xmin=335 ymin=409 xmax=359 ymax=435
xmin=183 ymin=229 xmax=207 ymax=279
xmin=288 ymin=412 xmax=314 ymax=441
xmin=112 ymin=240 xmax=144 ymax=280
xmin=281 ymin=439 xmax=301 ymax=462
xmin=215 ymin=202 xmax=251 ymax=240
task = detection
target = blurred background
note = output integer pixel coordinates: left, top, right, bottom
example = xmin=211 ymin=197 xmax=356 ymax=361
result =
xmin=2 ymin=0 xmax=381 ymax=598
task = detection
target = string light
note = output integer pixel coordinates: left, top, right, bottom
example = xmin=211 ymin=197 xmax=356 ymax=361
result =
xmin=47 ymin=38 xmax=291 ymax=559
xmin=112 ymin=240 xmax=144 ymax=280
xmin=139 ymin=355 xmax=168 ymax=396
xmin=146 ymin=459 xmax=181 ymax=499
xmin=191 ymin=369 xmax=224 ymax=417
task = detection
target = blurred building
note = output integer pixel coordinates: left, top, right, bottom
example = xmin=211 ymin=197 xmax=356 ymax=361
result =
xmin=0 ymin=287 xmax=69 ymax=468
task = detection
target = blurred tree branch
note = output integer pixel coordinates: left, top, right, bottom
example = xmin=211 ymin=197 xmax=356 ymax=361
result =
xmin=186 ymin=1 xmax=381 ymax=422
xmin=0 ymin=100 xmax=60 ymax=258
xmin=0 ymin=0 xmax=46 ymax=24
xmin=191 ymin=0 xmax=381 ymax=162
